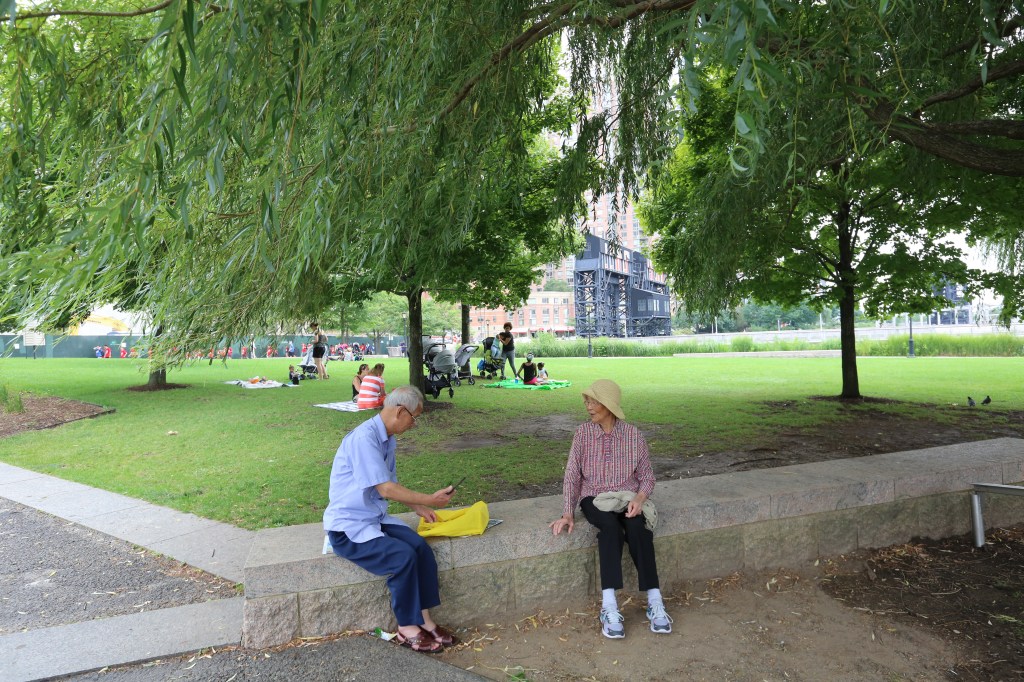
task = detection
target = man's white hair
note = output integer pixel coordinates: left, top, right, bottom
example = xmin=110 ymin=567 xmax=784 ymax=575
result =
xmin=384 ymin=385 xmax=424 ymax=412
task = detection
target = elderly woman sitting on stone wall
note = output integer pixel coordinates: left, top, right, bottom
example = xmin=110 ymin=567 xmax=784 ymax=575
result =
xmin=549 ymin=379 xmax=671 ymax=639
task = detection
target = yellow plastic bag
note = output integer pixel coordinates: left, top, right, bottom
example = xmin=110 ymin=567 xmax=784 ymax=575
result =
xmin=416 ymin=501 xmax=489 ymax=537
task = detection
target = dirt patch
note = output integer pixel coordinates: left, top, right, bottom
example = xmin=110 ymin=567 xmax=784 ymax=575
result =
xmin=0 ymin=395 xmax=112 ymax=439
xmin=441 ymin=527 xmax=1024 ymax=681
xmin=822 ymin=526 xmax=1024 ymax=681
xmin=125 ymin=383 xmax=188 ymax=392
xmin=651 ymin=408 xmax=1024 ymax=480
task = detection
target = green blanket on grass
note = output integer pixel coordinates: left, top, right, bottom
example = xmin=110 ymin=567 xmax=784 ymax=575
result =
xmin=483 ymin=379 xmax=572 ymax=390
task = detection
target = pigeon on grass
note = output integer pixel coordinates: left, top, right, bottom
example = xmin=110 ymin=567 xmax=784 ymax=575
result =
xmin=982 ymin=396 xmax=992 ymax=405
xmin=967 ymin=396 xmax=977 ymax=407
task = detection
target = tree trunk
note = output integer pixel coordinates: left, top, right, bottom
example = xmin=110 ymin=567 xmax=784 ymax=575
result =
xmin=835 ymin=200 xmax=861 ymax=399
xmin=407 ymin=288 xmax=425 ymax=393
xmin=146 ymin=324 xmax=168 ymax=389
xmin=147 ymin=366 xmax=167 ymax=389
xmin=460 ymin=304 xmax=471 ymax=374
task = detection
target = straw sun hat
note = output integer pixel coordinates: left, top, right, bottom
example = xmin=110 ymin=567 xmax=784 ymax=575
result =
xmin=582 ymin=379 xmax=625 ymax=420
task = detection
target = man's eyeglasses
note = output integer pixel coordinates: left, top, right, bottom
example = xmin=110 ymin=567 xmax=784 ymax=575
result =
xmin=403 ymin=406 xmax=420 ymax=425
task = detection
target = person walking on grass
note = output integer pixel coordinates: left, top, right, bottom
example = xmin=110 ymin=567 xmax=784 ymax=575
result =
xmin=324 ymin=386 xmax=457 ymax=653
xmin=549 ymin=379 xmax=672 ymax=639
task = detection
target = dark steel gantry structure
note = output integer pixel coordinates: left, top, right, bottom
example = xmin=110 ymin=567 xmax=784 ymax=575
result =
xmin=573 ymin=234 xmax=671 ymax=338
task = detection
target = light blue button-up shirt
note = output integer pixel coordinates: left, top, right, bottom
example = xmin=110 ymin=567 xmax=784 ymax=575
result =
xmin=323 ymin=414 xmax=407 ymax=542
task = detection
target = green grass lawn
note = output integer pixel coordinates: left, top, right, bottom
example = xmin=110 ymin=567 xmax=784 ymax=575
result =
xmin=0 ymin=355 xmax=1021 ymax=529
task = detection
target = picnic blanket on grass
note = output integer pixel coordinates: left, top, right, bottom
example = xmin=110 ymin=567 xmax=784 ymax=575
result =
xmin=483 ymin=379 xmax=572 ymax=390
xmin=225 ymin=379 xmax=292 ymax=389
xmin=315 ymin=401 xmax=376 ymax=412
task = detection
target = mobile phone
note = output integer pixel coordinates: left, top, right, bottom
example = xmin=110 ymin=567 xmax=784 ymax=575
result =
xmin=449 ymin=476 xmax=467 ymax=492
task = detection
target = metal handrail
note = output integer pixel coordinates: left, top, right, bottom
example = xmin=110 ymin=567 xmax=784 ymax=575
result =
xmin=970 ymin=482 xmax=1024 ymax=548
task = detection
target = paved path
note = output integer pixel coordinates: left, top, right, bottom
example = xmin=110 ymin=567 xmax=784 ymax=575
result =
xmin=0 ymin=462 xmax=481 ymax=682
xmin=0 ymin=462 xmax=253 ymax=583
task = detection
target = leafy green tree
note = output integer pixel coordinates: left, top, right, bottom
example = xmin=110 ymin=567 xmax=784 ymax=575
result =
xmin=0 ymin=2 xmax=589 ymax=392
xmin=4 ymin=0 xmax=1022 ymax=381
xmin=641 ymin=74 xmax=1011 ymax=398
xmin=345 ymin=293 xmax=406 ymax=352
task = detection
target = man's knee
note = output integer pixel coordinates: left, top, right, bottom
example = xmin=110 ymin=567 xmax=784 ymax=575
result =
xmin=384 ymin=541 xmax=420 ymax=573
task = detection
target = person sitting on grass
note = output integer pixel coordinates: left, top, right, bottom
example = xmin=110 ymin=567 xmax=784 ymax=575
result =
xmin=518 ymin=353 xmax=539 ymax=385
xmin=536 ymin=362 xmax=550 ymax=383
xmin=357 ymin=363 xmax=387 ymax=409
xmin=288 ymin=365 xmax=301 ymax=385
xmin=549 ymin=379 xmax=671 ymax=639
xmin=352 ymin=363 xmax=370 ymax=400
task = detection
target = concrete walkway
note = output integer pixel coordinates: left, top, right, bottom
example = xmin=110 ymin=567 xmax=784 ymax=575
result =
xmin=0 ymin=462 xmax=481 ymax=682
xmin=0 ymin=462 xmax=254 ymax=584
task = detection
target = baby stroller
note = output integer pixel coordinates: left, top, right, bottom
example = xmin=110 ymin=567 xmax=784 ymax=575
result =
xmin=476 ymin=336 xmax=503 ymax=379
xmin=453 ymin=343 xmax=479 ymax=382
xmin=298 ymin=348 xmax=320 ymax=379
xmin=423 ymin=342 xmax=460 ymax=399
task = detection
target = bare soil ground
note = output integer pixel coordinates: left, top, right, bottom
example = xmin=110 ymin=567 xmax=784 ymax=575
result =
xmin=441 ymin=527 xmax=1024 ymax=681
xmin=0 ymin=395 xmax=111 ymax=439
xmin=5 ymin=395 xmax=1024 ymax=680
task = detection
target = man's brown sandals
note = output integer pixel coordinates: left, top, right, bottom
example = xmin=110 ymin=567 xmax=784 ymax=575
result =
xmin=395 ymin=630 xmax=442 ymax=653
xmin=424 ymin=624 xmax=456 ymax=646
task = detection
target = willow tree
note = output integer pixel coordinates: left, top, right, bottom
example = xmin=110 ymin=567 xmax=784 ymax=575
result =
xmin=2 ymin=1 xmax=1022 ymax=369
xmin=0 ymin=2 xmax=595 ymax=387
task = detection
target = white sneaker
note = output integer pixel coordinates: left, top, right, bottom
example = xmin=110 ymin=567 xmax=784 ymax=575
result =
xmin=646 ymin=602 xmax=673 ymax=633
xmin=600 ymin=607 xmax=625 ymax=639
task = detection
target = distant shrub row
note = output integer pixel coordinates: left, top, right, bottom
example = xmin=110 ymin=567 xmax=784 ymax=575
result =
xmin=518 ymin=333 xmax=1024 ymax=358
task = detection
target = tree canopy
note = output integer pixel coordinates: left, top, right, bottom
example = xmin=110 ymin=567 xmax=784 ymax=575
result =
xmin=2 ymin=0 xmax=1022 ymax=371
xmin=641 ymin=67 xmax=1022 ymax=397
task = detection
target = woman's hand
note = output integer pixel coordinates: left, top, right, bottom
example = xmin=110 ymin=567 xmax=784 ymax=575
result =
xmin=626 ymin=492 xmax=648 ymax=518
xmin=549 ymin=513 xmax=574 ymax=536
xmin=411 ymin=504 xmax=437 ymax=523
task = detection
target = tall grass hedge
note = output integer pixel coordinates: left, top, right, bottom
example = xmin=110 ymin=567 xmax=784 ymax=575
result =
xmin=521 ymin=332 xmax=1022 ymax=358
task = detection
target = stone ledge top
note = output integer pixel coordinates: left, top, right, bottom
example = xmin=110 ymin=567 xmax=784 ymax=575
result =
xmin=244 ymin=437 xmax=1024 ymax=598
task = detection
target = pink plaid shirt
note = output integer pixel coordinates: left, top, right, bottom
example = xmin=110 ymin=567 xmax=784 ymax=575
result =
xmin=562 ymin=420 xmax=655 ymax=517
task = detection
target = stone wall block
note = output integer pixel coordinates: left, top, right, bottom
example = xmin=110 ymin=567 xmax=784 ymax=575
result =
xmin=913 ymin=494 xmax=971 ymax=540
xmin=1002 ymin=461 xmax=1024 ymax=485
xmin=678 ymin=497 xmax=771 ymax=534
xmin=742 ymin=516 xmax=817 ymax=571
xmin=856 ymin=499 xmax=919 ymax=550
xmin=513 ymin=548 xmax=596 ymax=613
xmin=299 ymin=581 xmax=394 ymax=636
xmin=674 ymin=526 xmax=745 ymax=581
xmin=433 ymin=562 xmax=515 ymax=627
xmin=895 ymin=464 xmax=1004 ymax=499
xmin=772 ymin=479 xmax=894 ymax=519
xmin=813 ymin=508 xmax=860 ymax=556
xmin=984 ymin=490 xmax=1024 ymax=529
xmin=242 ymin=594 xmax=299 ymax=649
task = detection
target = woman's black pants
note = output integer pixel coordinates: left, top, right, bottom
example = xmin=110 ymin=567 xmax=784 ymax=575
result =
xmin=580 ymin=496 xmax=660 ymax=591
